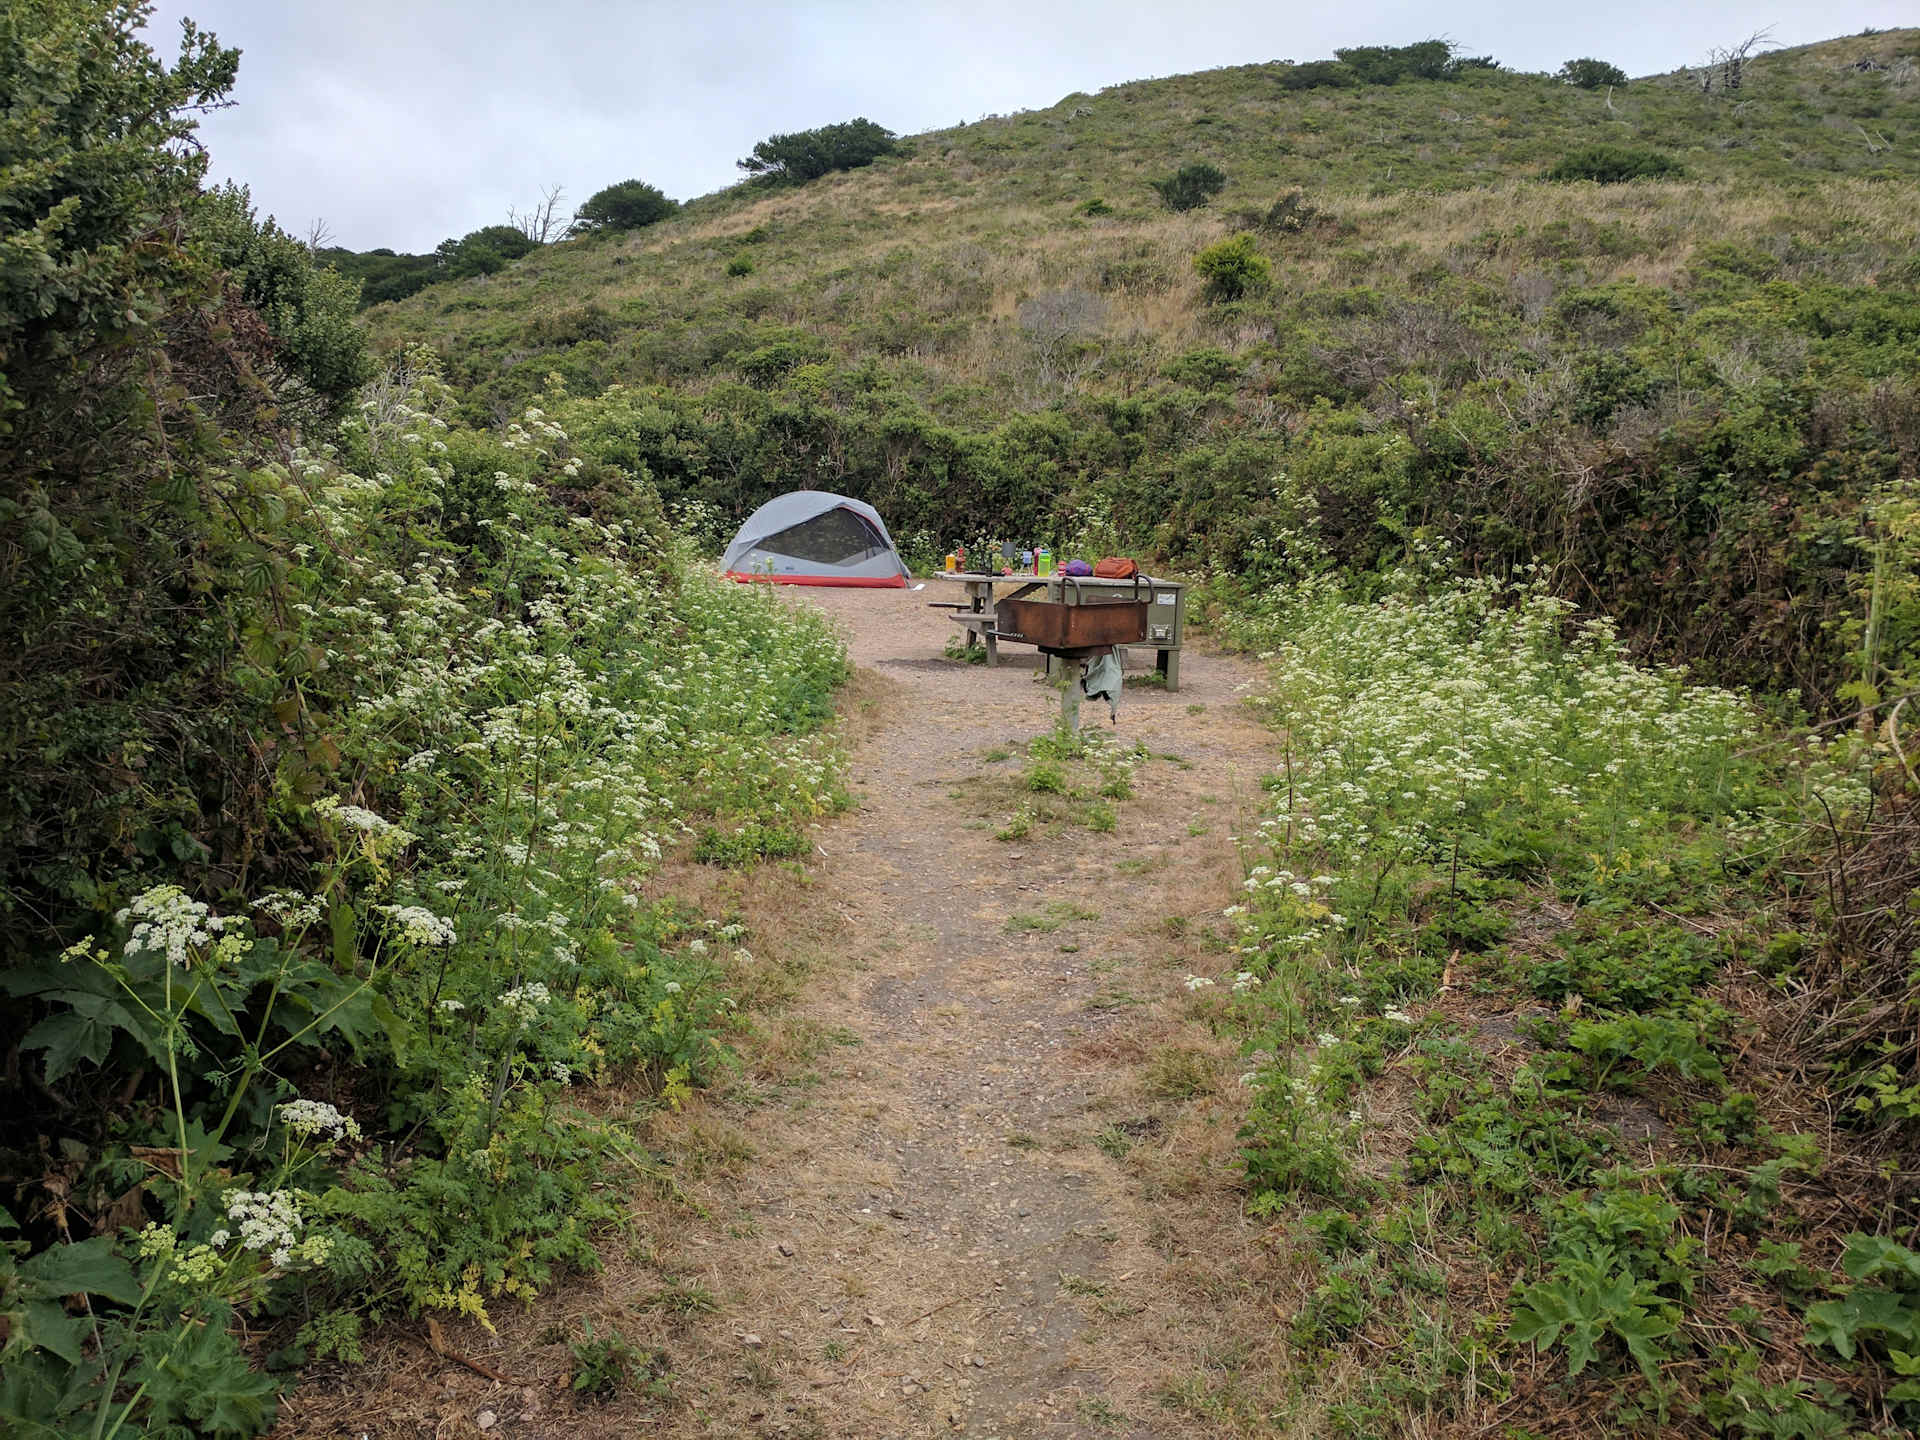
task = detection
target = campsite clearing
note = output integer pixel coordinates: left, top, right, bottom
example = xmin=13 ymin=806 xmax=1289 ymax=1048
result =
xmin=283 ymin=586 xmax=1289 ymax=1438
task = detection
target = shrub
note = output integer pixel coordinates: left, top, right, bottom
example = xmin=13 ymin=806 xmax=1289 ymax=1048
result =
xmin=1151 ymin=162 xmax=1228 ymax=212
xmin=572 ymin=179 xmax=678 ymax=233
xmin=1545 ymin=145 xmax=1684 ymax=183
xmin=737 ymin=118 xmax=897 ymax=185
xmin=1334 ymin=40 xmax=1454 ymax=85
xmin=1193 ymin=233 xmax=1270 ymax=301
xmin=198 ymin=184 xmax=371 ymax=415
xmin=725 ymin=253 xmax=755 ymax=277
xmin=1278 ymin=59 xmax=1359 ymax=91
xmin=1079 ymin=197 xmax=1114 ymax=216
xmin=1559 ymin=57 xmax=1630 ymax=89
xmin=1264 ymin=189 xmax=1317 ymax=232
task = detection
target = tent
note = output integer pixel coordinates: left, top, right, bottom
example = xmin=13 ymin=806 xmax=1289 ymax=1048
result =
xmin=722 ymin=491 xmax=910 ymax=588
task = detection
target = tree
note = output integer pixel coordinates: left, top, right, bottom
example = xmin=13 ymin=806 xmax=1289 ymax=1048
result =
xmin=1710 ymin=28 xmax=1773 ymax=93
xmin=1193 ymin=234 xmax=1270 ymax=302
xmin=1558 ymin=57 xmax=1629 ymax=89
xmin=571 ymin=179 xmax=677 ymax=233
xmin=1151 ymin=162 xmax=1228 ymax=213
xmin=509 ymin=183 xmax=571 ymax=244
xmin=435 ymin=223 xmax=539 ymax=277
xmin=737 ymin=118 xmax=897 ymax=185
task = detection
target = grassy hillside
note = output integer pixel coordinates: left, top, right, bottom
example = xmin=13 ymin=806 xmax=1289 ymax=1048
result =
xmin=360 ymin=30 xmax=1920 ymax=703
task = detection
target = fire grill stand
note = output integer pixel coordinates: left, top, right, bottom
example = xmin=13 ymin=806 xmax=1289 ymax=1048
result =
xmin=989 ymin=577 xmax=1150 ymax=731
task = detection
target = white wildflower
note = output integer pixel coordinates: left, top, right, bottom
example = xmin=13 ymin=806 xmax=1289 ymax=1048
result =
xmin=1184 ymin=974 xmax=1216 ymax=991
xmin=118 ymin=885 xmax=237 ymax=967
xmin=378 ymin=904 xmax=456 ymax=947
xmin=276 ymin=1099 xmax=363 ymax=1144
xmin=314 ymin=796 xmax=397 ymax=833
xmin=498 ymin=982 xmax=551 ymax=1020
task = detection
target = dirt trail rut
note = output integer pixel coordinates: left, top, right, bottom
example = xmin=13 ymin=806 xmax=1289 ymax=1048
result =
xmin=294 ymin=589 xmax=1290 ymax=1440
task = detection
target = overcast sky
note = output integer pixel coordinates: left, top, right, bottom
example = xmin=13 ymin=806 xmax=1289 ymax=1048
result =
xmin=143 ymin=1 xmax=1913 ymax=253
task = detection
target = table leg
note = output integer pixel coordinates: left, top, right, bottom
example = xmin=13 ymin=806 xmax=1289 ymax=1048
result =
xmin=1159 ymin=649 xmax=1180 ymax=692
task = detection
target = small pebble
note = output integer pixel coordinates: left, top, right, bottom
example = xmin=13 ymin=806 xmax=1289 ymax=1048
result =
xmin=475 ymin=1411 xmax=497 ymax=1432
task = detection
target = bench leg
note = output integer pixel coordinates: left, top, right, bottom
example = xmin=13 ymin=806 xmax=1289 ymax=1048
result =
xmin=1159 ymin=649 xmax=1180 ymax=692
xmin=984 ymin=630 xmax=998 ymax=667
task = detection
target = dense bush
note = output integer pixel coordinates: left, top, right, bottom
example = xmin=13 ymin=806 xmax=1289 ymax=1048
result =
xmin=1558 ymin=57 xmax=1629 ymax=89
xmin=1333 ymin=40 xmax=1455 ymax=84
xmin=436 ymin=222 xmax=538 ymax=276
xmin=1279 ymin=41 xmax=1495 ymax=89
xmin=0 ymin=7 xmax=851 ymax=1435
xmin=1546 ymin=144 xmax=1684 ymax=182
xmin=1151 ymin=161 xmax=1228 ymax=212
xmin=1193 ymin=232 xmax=1271 ymax=300
xmin=1277 ymin=59 xmax=1359 ymax=91
xmin=737 ymin=118 xmax=897 ymax=184
xmin=319 ymin=245 xmax=439 ymax=306
xmin=572 ymin=178 xmax=678 ymax=233
xmin=199 ymin=184 xmax=372 ymax=415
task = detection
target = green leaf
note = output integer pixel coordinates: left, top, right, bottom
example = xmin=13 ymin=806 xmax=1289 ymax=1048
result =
xmin=21 ymin=1012 xmax=114 ymax=1083
xmin=1842 ymin=1233 xmax=1920 ymax=1288
xmin=19 ymin=1238 xmax=140 ymax=1305
xmin=1805 ymin=1289 xmax=1920 ymax=1360
xmin=19 ymin=1299 xmax=89 ymax=1365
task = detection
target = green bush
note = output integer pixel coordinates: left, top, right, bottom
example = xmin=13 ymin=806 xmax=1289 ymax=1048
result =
xmin=1334 ymin=40 xmax=1455 ymax=85
xmin=737 ymin=118 xmax=897 ymax=185
xmin=725 ymin=253 xmax=755 ymax=277
xmin=435 ymin=223 xmax=538 ymax=277
xmin=1151 ymin=161 xmax=1228 ymax=212
xmin=1278 ymin=59 xmax=1360 ymax=91
xmin=572 ymin=178 xmax=678 ymax=233
xmin=1546 ymin=145 xmax=1684 ymax=183
xmin=1559 ymin=57 xmax=1630 ymax=89
xmin=1193 ymin=233 xmax=1271 ymax=301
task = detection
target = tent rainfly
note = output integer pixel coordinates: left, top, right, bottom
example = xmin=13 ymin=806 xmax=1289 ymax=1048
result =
xmin=722 ymin=491 xmax=910 ymax=588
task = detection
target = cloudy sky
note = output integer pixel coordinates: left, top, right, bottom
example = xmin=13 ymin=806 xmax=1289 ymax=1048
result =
xmin=144 ymin=1 xmax=1912 ymax=253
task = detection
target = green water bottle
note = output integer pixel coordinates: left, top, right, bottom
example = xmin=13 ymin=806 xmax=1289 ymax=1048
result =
xmin=1037 ymin=547 xmax=1053 ymax=577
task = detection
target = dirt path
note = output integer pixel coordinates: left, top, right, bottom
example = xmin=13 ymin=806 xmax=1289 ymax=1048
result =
xmin=291 ymin=590 xmax=1296 ymax=1440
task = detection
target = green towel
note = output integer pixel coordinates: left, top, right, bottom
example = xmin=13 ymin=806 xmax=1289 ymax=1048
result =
xmin=1080 ymin=651 xmax=1124 ymax=724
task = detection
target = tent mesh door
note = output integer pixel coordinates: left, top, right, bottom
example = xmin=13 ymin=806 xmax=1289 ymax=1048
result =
xmin=759 ymin=508 xmax=889 ymax=566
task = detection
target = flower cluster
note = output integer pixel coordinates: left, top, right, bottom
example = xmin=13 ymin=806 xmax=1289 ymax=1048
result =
xmin=221 ymin=1188 xmax=310 ymax=1269
xmin=498 ymin=982 xmax=552 ymax=1021
xmin=117 ymin=885 xmax=244 ymax=968
xmin=379 ymin=904 xmax=457 ymax=947
xmin=277 ymin=1099 xmax=364 ymax=1145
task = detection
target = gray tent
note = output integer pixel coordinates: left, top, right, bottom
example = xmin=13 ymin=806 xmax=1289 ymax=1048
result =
xmin=722 ymin=491 xmax=909 ymax=588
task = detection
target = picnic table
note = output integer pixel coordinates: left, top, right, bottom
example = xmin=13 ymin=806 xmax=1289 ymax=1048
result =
xmin=925 ymin=571 xmax=1187 ymax=691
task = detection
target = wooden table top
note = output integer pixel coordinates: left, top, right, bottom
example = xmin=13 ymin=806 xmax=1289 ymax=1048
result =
xmin=926 ymin=571 xmax=1181 ymax=587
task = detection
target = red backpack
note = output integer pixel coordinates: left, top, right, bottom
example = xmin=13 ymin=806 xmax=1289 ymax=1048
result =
xmin=1092 ymin=556 xmax=1139 ymax=579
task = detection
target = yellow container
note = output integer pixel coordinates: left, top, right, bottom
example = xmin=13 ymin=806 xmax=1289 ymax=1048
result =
xmin=945 ymin=552 xmax=959 ymax=572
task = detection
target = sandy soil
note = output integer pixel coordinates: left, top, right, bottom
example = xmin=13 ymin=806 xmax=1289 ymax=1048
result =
xmin=280 ymin=587 xmax=1303 ymax=1440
